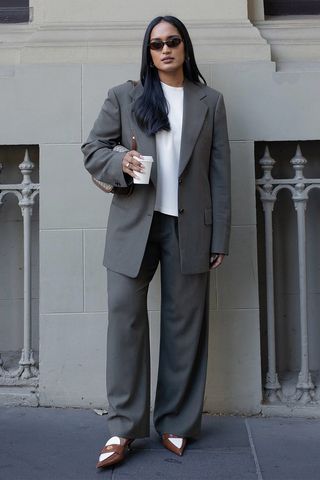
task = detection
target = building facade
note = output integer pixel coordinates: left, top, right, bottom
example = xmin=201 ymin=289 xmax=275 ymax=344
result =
xmin=1 ymin=0 xmax=320 ymax=416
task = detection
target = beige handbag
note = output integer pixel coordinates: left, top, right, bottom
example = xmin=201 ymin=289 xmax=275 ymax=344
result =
xmin=91 ymin=136 xmax=137 ymax=195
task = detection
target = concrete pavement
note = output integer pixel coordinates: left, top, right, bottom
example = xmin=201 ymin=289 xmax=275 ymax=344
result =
xmin=1 ymin=407 xmax=320 ymax=479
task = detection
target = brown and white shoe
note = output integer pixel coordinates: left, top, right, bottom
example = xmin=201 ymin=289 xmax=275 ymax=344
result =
xmin=96 ymin=436 xmax=134 ymax=468
xmin=162 ymin=433 xmax=187 ymax=456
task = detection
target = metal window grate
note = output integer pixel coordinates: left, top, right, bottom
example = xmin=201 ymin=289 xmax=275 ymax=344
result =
xmin=256 ymin=141 xmax=320 ymax=406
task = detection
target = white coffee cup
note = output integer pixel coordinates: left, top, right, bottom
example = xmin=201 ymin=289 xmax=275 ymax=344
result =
xmin=133 ymin=156 xmax=154 ymax=184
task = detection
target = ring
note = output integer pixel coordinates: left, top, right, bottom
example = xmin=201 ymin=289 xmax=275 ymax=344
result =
xmin=126 ymin=162 xmax=130 ymax=168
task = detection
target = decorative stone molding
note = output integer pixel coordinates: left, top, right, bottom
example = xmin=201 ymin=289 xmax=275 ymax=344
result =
xmin=0 ymin=20 xmax=271 ymax=64
xmin=255 ymin=16 xmax=320 ymax=68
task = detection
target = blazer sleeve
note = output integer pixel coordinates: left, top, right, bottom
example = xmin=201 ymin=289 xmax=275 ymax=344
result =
xmin=81 ymin=87 xmax=132 ymax=188
xmin=210 ymin=93 xmax=231 ymax=255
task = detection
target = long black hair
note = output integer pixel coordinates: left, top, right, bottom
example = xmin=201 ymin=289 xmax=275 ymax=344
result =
xmin=133 ymin=16 xmax=206 ymax=136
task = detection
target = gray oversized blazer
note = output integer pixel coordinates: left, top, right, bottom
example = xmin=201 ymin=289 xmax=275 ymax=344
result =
xmin=82 ymin=78 xmax=231 ymax=278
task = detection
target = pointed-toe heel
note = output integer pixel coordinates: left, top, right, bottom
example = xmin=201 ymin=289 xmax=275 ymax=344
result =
xmin=162 ymin=433 xmax=187 ymax=456
xmin=96 ymin=438 xmax=134 ymax=469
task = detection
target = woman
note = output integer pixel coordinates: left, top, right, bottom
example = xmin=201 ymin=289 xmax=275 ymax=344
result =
xmin=82 ymin=15 xmax=231 ymax=468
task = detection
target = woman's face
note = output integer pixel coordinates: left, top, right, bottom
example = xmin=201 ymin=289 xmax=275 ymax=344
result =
xmin=149 ymin=21 xmax=185 ymax=77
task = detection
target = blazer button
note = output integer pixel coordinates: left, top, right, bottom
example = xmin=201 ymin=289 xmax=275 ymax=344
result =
xmin=179 ymin=208 xmax=184 ymax=214
xmin=178 ymin=178 xmax=182 ymax=184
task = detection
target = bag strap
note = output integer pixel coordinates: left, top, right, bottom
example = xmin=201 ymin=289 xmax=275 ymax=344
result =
xmin=131 ymin=135 xmax=137 ymax=151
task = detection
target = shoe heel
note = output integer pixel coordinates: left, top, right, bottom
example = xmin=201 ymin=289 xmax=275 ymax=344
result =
xmin=127 ymin=439 xmax=134 ymax=450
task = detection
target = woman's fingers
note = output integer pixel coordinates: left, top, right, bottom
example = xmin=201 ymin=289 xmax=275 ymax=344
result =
xmin=210 ymin=254 xmax=225 ymax=270
xmin=122 ymin=151 xmax=144 ymax=178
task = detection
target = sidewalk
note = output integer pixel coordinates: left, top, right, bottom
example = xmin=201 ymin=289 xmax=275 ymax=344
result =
xmin=1 ymin=407 xmax=320 ymax=480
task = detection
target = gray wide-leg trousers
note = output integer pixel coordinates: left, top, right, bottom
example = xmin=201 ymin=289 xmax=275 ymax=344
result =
xmin=106 ymin=211 xmax=210 ymax=440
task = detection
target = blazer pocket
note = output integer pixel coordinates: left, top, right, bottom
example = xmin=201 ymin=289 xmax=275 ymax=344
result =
xmin=204 ymin=208 xmax=213 ymax=225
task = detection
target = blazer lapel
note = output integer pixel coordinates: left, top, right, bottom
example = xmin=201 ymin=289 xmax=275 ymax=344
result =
xmin=178 ymin=79 xmax=208 ymax=176
xmin=128 ymin=83 xmax=157 ymax=187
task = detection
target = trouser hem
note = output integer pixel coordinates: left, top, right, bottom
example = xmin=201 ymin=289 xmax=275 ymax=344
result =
xmin=107 ymin=430 xmax=150 ymax=439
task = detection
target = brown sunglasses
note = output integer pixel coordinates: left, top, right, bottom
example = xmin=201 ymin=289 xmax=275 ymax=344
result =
xmin=149 ymin=36 xmax=183 ymax=51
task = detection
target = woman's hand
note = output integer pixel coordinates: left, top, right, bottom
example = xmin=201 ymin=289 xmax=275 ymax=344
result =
xmin=122 ymin=151 xmax=144 ymax=179
xmin=210 ymin=253 xmax=225 ymax=270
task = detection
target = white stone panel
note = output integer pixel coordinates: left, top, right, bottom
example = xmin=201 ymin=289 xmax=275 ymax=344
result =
xmin=205 ymin=308 xmax=262 ymax=414
xmin=216 ymin=226 xmax=259 ymax=310
xmin=31 ymin=0 xmax=44 ymax=24
xmin=40 ymin=230 xmax=83 ymax=314
xmin=40 ymin=144 xmax=112 ymax=230
xmin=198 ymin=64 xmax=212 ymax=85
xmin=248 ymin=0 xmax=265 ymax=21
xmin=82 ymin=64 xmax=139 ymax=142
xmin=0 ymin=65 xmax=81 ymax=144
xmin=39 ymin=313 xmax=107 ymax=408
xmin=230 ymin=141 xmax=257 ymax=226
xmin=40 ymin=0 xmax=247 ymax=23
xmin=210 ymin=62 xmax=320 ymax=141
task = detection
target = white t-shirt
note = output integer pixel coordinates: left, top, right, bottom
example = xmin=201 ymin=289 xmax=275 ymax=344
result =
xmin=154 ymin=82 xmax=184 ymax=217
